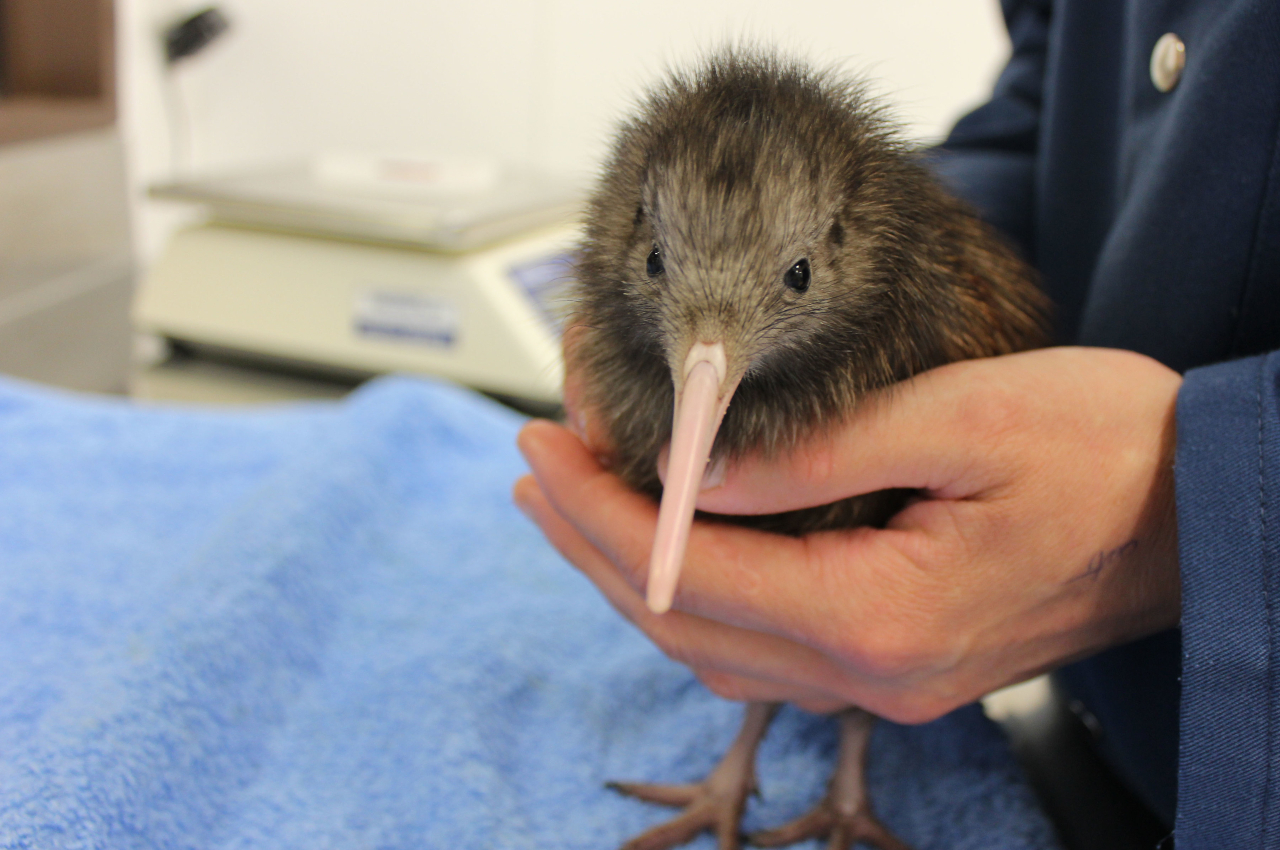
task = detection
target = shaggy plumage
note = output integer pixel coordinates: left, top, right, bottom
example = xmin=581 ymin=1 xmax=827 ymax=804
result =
xmin=571 ymin=49 xmax=1048 ymax=534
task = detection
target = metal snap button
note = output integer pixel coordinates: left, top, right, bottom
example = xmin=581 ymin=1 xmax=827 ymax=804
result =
xmin=1150 ymin=33 xmax=1186 ymax=93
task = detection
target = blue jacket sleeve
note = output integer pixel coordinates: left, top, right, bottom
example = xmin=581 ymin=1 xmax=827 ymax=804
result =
xmin=1176 ymin=351 xmax=1280 ymax=846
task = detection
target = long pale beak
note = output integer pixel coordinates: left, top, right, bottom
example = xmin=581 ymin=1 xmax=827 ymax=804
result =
xmin=646 ymin=341 xmax=739 ymax=614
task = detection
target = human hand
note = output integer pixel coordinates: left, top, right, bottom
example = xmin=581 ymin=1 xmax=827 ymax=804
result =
xmin=514 ymin=347 xmax=1182 ymax=723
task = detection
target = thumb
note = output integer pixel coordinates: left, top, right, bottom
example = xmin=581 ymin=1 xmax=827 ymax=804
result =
xmin=695 ymin=357 xmax=1006 ymax=516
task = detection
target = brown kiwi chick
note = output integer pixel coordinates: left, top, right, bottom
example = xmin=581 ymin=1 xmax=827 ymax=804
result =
xmin=568 ymin=48 xmax=1048 ymax=850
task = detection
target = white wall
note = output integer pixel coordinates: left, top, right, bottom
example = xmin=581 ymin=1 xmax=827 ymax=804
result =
xmin=116 ymin=0 xmax=1010 ymax=263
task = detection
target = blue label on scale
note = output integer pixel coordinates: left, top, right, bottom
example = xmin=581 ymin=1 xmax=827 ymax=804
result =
xmin=509 ymin=252 xmax=576 ymax=335
xmin=353 ymin=290 xmax=460 ymax=347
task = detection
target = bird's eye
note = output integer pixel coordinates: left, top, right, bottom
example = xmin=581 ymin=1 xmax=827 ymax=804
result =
xmin=784 ymin=259 xmax=811 ymax=293
xmin=647 ymin=245 xmax=664 ymax=277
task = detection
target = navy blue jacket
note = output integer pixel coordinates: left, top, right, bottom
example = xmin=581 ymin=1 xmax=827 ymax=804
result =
xmin=933 ymin=1 xmax=1280 ymax=845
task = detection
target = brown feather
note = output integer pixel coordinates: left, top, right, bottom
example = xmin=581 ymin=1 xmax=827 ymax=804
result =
xmin=570 ymin=48 xmax=1049 ymax=535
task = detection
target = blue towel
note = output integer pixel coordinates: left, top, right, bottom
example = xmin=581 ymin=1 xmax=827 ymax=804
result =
xmin=0 ymin=374 xmax=1060 ymax=850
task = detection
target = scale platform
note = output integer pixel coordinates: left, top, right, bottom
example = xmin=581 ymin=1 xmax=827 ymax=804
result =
xmin=135 ymin=157 xmax=582 ymax=406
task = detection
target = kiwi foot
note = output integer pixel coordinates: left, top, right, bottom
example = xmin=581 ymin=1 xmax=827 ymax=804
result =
xmin=749 ymin=796 xmax=911 ymax=850
xmin=610 ymin=702 xmax=780 ymax=850
xmin=749 ymin=708 xmax=912 ymax=850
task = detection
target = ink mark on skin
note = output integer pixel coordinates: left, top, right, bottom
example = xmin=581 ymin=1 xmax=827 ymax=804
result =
xmin=1070 ymin=540 xmax=1139 ymax=583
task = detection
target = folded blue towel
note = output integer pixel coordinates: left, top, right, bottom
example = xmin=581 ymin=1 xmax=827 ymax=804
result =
xmin=0 ymin=374 xmax=1059 ymax=849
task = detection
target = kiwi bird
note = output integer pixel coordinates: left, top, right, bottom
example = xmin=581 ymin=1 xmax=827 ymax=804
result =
xmin=569 ymin=49 xmax=1049 ymax=850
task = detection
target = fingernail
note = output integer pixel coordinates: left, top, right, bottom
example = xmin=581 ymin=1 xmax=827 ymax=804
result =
xmin=657 ymin=447 xmax=724 ymax=489
xmin=701 ymin=456 xmax=726 ymax=490
xmin=515 ymin=422 xmax=537 ymax=458
xmin=514 ymin=497 xmax=535 ymax=522
xmin=516 ymin=419 xmax=554 ymax=464
xmin=568 ymin=408 xmax=588 ymax=441
xmin=512 ymin=483 xmax=536 ymax=522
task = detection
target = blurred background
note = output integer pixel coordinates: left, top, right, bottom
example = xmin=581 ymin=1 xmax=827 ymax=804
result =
xmin=0 ymin=0 xmax=1010 ymax=404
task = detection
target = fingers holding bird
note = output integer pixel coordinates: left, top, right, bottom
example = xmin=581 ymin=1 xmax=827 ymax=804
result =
xmin=513 ymin=464 xmax=870 ymax=715
xmin=517 ymin=347 xmax=1186 ymax=727
xmin=517 ymin=419 xmax=813 ymax=634
xmin=514 ymin=419 xmax=967 ymax=724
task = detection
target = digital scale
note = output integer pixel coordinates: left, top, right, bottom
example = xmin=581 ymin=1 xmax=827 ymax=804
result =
xmin=134 ymin=155 xmax=584 ymax=406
